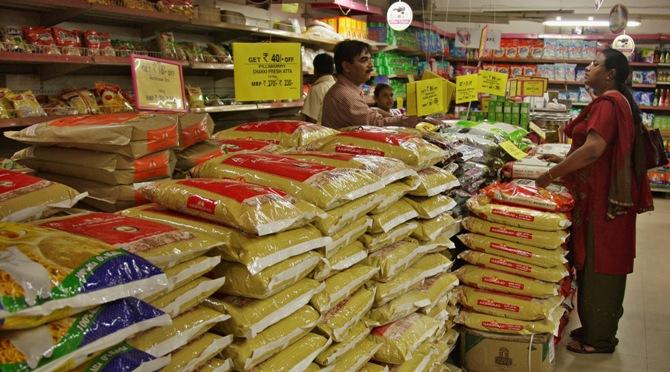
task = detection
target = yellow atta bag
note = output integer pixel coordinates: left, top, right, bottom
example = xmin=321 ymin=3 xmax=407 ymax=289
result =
xmin=370 ymin=268 xmax=424 ymax=307
xmin=314 ymin=192 xmax=382 ymax=235
xmin=360 ymin=221 xmax=418 ymax=253
xmin=458 ymin=233 xmax=568 ymax=268
xmin=412 ymin=213 xmax=457 ymax=242
xmin=310 ymin=264 xmax=378 ymax=313
xmin=365 ymin=239 xmax=421 ymax=282
xmin=370 ymin=182 xmax=416 ymax=214
xmin=417 ymin=231 xmax=456 ymax=255
xmin=404 ymin=194 xmax=457 ymax=219
xmin=414 ymin=272 xmax=459 ymax=310
xmin=320 ymin=336 xmax=381 ymax=372
xmin=316 ymin=321 xmax=370 ymax=366
xmin=323 ymin=216 xmax=371 ymax=258
xmin=389 ymin=339 xmax=435 ymax=372
xmin=312 ymin=241 xmax=368 ymax=281
xmin=454 ymin=265 xmax=559 ymax=298
xmin=462 ymin=217 xmax=569 ymax=250
xmin=430 ymin=329 xmax=459 ymax=366
xmin=458 ymin=251 xmax=569 ymax=283
xmin=147 ymin=276 xmax=226 ymax=318
xmin=367 ymin=290 xmax=428 ymax=326
xmin=163 ymin=332 xmax=234 ymax=372
xmin=369 ymin=199 xmax=418 ymax=234
xmin=360 ymin=363 xmax=389 ymax=372
xmin=455 ymin=307 xmax=566 ymax=336
xmin=161 ymin=255 xmax=221 ymax=293
xmin=213 ymin=251 xmax=321 ymax=299
xmin=370 ymin=313 xmax=440 ymax=364
xmin=224 ymin=305 xmax=320 ymax=371
xmin=316 ymin=287 xmax=375 ymax=342
xmin=213 ymin=120 xmax=337 ymax=148
xmin=457 ymin=286 xmax=563 ymax=321
xmin=406 ymin=166 xmax=460 ymax=197
xmin=191 ymin=152 xmax=383 ymax=210
xmin=198 ymin=358 xmax=233 ymax=372
xmin=252 ymin=333 xmax=332 ymax=372
xmin=467 ymin=196 xmax=572 ymax=231
xmin=410 ymin=253 xmax=454 ymax=280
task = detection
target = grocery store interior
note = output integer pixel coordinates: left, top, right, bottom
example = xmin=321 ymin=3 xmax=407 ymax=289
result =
xmin=0 ymin=0 xmax=669 ymax=372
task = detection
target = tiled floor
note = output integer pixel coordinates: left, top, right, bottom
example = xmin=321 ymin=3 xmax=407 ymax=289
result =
xmin=555 ymin=197 xmax=670 ymax=372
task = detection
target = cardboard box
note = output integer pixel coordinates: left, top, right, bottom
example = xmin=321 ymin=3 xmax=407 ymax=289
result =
xmin=460 ymin=328 xmax=555 ymax=372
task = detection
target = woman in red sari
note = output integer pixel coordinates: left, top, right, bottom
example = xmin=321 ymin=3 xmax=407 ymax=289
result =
xmin=535 ymin=48 xmax=654 ymax=354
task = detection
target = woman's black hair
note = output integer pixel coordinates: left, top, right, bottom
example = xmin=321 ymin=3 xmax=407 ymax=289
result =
xmin=373 ymin=83 xmax=393 ymax=98
xmin=602 ymin=48 xmax=642 ymax=127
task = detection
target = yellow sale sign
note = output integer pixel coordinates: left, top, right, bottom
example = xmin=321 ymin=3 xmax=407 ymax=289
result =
xmin=416 ymin=79 xmax=445 ymax=116
xmin=456 ymin=74 xmax=479 ymax=104
xmin=233 ymin=42 xmax=302 ymax=102
xmin=478 ymin=70 xmax=508 ymax=96
xmin=131 ymin=55 xmax=186 ymax=112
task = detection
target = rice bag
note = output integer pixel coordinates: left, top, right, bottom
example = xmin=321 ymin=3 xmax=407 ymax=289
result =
xmin=365 ymin=240 xmax=421 ymax=282
xmin=224 ymin=305 xmax=320 ymax=370
xmin=285 ymin=151 xmax=417 ymax=186
xmin=320 ymin=337 xmax=381 ymax=372
xmin=412 ymin=213 xmax=457 ymax=242
xmin=37 ymin=212 xmax=219 ymax=268
xmin=462 ymin=217 xmax=569 ymax=250
xmin=370 ymin=268 xmax=424 ymax=307
xmin=417 ymin=232 xmax=456 ymax=255
xmin=213 ymin=251 xmax=321 ymax=299
xmin=429 ymin=330 xmax=459 ymax=367
xmin=163 ymin=333 xmax=233 ymax=372
xmin=198 ymin=358 xmax=232 ymax=372
xmin=0 ymin=222 xmax=167 ymax=330
xmin=314 ymin=192 xmax=383 ymax=236
xmin=94 ymin=81 xmax=133 ymax=113
xmin=361 ymin=363 xmax=389 ymax=372
xmin=252 ymin=333 xmax=332 ymax=372
xmin=388 ymin=339 xmax=434 ymax=372
xmin=120 ymin=204 xmax=330 ymax=275
xmin=370 ymin=182 xmax=416 ymax=214
xmin=467 ymin=196 xmax=571 ymax=231
xmin=307 ymin=126 xmax=446 ymax=169
xmin=128 ymin=306 xmax=229 ymax=357
xmin=0 ymin=297 xmax=170 ymax=372
xmin=361 ymin=221 xmax=419 ymax=253
xmin=160 ymin=255 xmax=220 ymax=293
xmin=371 ymin=313 xmax=440 ymax=364
xmin=459 ymin=251 xmax=569 ymax=282
xmin=312 ymin=241 xmax=368 ymax=281
xmin=73 ymin=343 xmax=171 ymax=372
xmin=316 ymin=287 xmax=375 ymax=341
xmin=6 ymin=90 xmax=47 ymax=118
xmin=458 ymin=233 xmax=568 ymax=268
xmin=177 ymin=113 xmax=214 ymax=150
xmin=316 ymin=321 xmax=370 ymax=366
xmin=414 ymin=272 xmax=458 ymax=309
xmin=455 ymin=307 xmax=566 ymax=336
xmin=213 ymin=120 xmax=337 ymax=148
xmin=404 ymin=194 xmax=457 ymax=219
xmin=369 ymin=199 xmax=418 ymax=234
xmin=13 ymin=147 xmax=176 ymax=185
xmin=457 ymin=286 xmax=563 ymax=321
xmin=454 ymin=265 xmax=559 ymax=298
xmin=367 ymin=290 xmax=428 ymax=326
xmin=148 ymin=276 xmax=226 ymax=317
xmin=323 ymin=216 xmax=371 ymax=258
xmin=204 ymin=278 xmax=324 ymax=338
xmin=411 ymin=253 xmax=454 ymax=279
xmin=175 ymin=140 xmax=224 ymax=171
xmin=310 ymin=264 xmax=378 ymax=313
xmin=216 ymin=138 xmax=284 ymax=154
xmin=406 ymin=167 xmax=460 ymax=197
xmin=5 ymin=113 xmax=179 ymax=158
xmin=483 ymin=180 xmax=575 ymax=212
xmin=191 ymin=153 xmax=384 ymax=210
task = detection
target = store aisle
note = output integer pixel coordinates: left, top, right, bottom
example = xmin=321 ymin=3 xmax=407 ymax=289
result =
xmin=555 ymin=197 xmax=670 ymax=372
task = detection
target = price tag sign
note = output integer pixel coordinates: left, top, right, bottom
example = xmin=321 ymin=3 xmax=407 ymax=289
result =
xmin=131 ymin=55 xmax=186 ymax=112
xmin=416 ymin=79 xmax=445 ymax=116
xmin=407 ymin=74 xmax=414 ymax=82
xmin=529 ymin=122 xmax=547 ymax=140
xmin=522 ymin=79 xmax=548 ymax=97
xmin=500 ymin=140 xmax=528 ymax=160
xmin=396 ymin=96 xmax=404 ymax=109
xmin=234 ymin=42 xmax=302 ymax=102
xmin=478 ymin=70 xmax=508 ymax=96
xmin=455 ymin=74 xmax=479 ymax=104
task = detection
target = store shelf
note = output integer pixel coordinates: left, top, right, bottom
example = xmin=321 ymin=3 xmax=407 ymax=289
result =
xmin=549 ymin=80 xmax=583 ymax=86
xmin=192 ymin=101 xmax=304 ymax=114
xmin=308 ymin=0 xmax=383 ymax=16
xmin=639 ymin=105 xmax=670 ymax=111
xmin=0 ymin=115 xmax=69 ymax=129
xmin=256 ymin=101 xmax=304 ymax=110
xmin=657 ymin=82 xmax=670 ymax=86
xmin=651 ymin=187 xmax=670 ymax=193
xmin=571 ymin=102 xmax=590 ymax=107
xmin=449 ymin=57 xmax=592 ymax=65
xmin=658 ymin=64 xmax=670 ymax=68
xmin=630 ymin=62 xmax=657 ymax=68
xmin=189 ymin=62 xmax=235 ymax=70
xmin=632 ymin=84 xmax=658 ymax=89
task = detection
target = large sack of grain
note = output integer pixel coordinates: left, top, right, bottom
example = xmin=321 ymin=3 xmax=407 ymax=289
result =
xmin=461 ymin=217 xmax=569 ymax=250
xmin=213 ymin=120 xmax=337 ymax=148
xmin=176 ymin=113 xmax=214 ymax=150
xmin=483 ymin=179 xmax=575 ymax=212
xmin=467 ymin=195 xmax=571 ymax=231
xmin=456 ymin=286 xmax=563 ymax=321
xmin=458 ymin=233 xmax=568 ymax=268
xmin=454 ymin=265 xmax=560 ymax=298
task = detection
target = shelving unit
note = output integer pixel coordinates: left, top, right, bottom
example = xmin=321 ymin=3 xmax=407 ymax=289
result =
xmin=639 ymin=105 xmax=670 ymax=111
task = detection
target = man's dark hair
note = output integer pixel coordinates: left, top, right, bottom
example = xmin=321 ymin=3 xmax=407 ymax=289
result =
xmin=334 ymin=40 xmax=372 ymax=74
xmin=313 ymin=53 xmax=334 ymax=75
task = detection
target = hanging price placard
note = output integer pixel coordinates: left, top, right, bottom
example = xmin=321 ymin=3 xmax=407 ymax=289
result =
xmin=478 ymin=70 xmax=508 ymax=96
xmin=233 ymin=42 xmax=302 ymax=102
xmin=456 ymin=74 xmax=479 ymax=104
xmin=131 ymin=55 xmax=186 ymax=112
xmin=500 ymin=140 xmax=528 ymax=160
xmin=522 ymin=78 xmax=548 ymax=97
xmin=416 ymin=79 xmax=445 ymax=116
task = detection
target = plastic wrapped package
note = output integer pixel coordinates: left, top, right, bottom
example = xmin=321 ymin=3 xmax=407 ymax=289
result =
xmin=175 ymin=140 xmax=224 ymax=171
xmin=37 ymin=212 xmax=220 ymax=268
xmin=410 ymin=254 xmax=454 ymax=279
xmin=176 ymin=113 xmax=215 ymax=150
xmin=162 ymin=333 xmax=234 ymax=372
xmin=455 ymin=306 xmax=566 ymax=336
xmin=458 ymin=233 xmax=568 ymax=268
xmin=7 ymin=90 xmax=47 ymax=118
xmin=147 ymin=276 xmax=226 ymax=317
xmin=5 ymin=113 xmax=179 ymax=158
xmin=467 ymin=196 xmax=571 ymax=231
xmin=314 ymin=192 xmax=383 ymax=236
xmin=483 ymin=180 xmax=575 ymax=212
xmin=406 ymin=167 xmax=460 ymax=197
xmin=387 ymin=339 xmax=434 ymax=372
xmin=161 ymin=255 xmax=221 ymax=292
xmin=0 ymin=169 xmax=86 ymax=222
xmin=371 ymin=313 xmax=440 ymax=364
xmin=415 ymin=272 xmax=458 ymax=308
xmin=412 ymin=213 xmax=457 ymax=242
xmin=367 ymin=289 xmax=428 ymax=326
xmin=94 ymin=82 xmax=133 ymax=113
xmin=370 ymin=182 xmax=416 ymax=214
xmin=224 ymin=305 xmax=320 ymax=371
xmin=365 ymin=239 xmax=421 ymax=282
xmin=216 ymin=138 xmax=284 ymax=154
xmin=120 ymin=204 xmax=330 ymax=275
xmin=369 ymin=199 xmax=418 ymax=234
xmin=316 ymin=321 xmax=370 ymax=366
xmin=72 ymin=343 xmax=171 ymax=372
xmin=462 ymin=217 xmax=569 ymax=250
xmin=213 ymin=251 xmax=321 ymax=299
xmin=316 ymin=287 xmax=375 ymax=341
xmin=361 ymin=363 xmax=390 ymax=372
xmin=312 ymin=241 xmax=368 ymax=281
xmin=454 ymin=265 xmax=559 ymax=298
xmin=417 ymin=231 xmax=456 ymax=255
xmin=128 ymin=306 xmax=229 ymax=357
xmin=59 ymin=89 xmax=101 ymax=115
xmin=404 ymin=194 xmax=457 ymax=219
xmin=198 ymin=358 xmax=232 ymax=372
xmin=0 ymin=222 xmax=167 ymax=330
xmin=186 ymin=85 xmax=205 ymax=109
xmin=191 ymin=152 xmax=384 ymax=210
xmin=204 ymin=278 xmax=324 ymax=339
xmin=310 ymin=264 xmax=378 ymax=313
xmin=320 ymin=337 xmax=381 ymax=372
xmin=140 ymin=178 xmax=322 ymax=236
xmin=213 ymin=120 xmax=337 ymax=148
xmin=459 ymin=251 xmax=569 ymax=282
xmin=428 ymin=330 xmax=459 ymax=368
xmin=323 ymin=216 xmax=371 ymax=258
xmin=361 ymin=221 xmax=418 ymax=253
xmin=457 ymin=286 xmax=563 ymax=321
xmin=252 ymin=333 xmax=332 ymax=372
xmin=370 ymin=267 xmax=424 ymax=307
xmin=0 ymin=298 xmax=170 ymax=372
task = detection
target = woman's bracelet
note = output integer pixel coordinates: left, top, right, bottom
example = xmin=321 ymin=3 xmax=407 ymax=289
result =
xmin=547 ymin=169 xmax=555 ymax=180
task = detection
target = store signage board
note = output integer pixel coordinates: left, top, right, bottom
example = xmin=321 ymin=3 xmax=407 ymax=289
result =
xmin=416 ymin=79 xmax=445 ymax=116
xmin=387 ymin=1 xmax=413 ymax=31
xmin=233 ymin=42 xmax=302 ymax=102
xmin=612 ymin=34 xmax=635 ymax=57
xmin=500 ymin=140 xmax=528 ymax=160
xmin=529 ymin=122 xmax=547 ymax=140
xmin=479 ymin=26 xmax=501 ymax=56
xmin=131 ymin=55 xmax=186 ymax=112
xmin=456 ymin=74 xmax=479 ymax=103
xmin=456 ymin=26 xmax=482 ymax=49
xmin=478 ymin=70 xmax=508 ymax=96
xmin=522 ymin=78 xmax=548 ymax=97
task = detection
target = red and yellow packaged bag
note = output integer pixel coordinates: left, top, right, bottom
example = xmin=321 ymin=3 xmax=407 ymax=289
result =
xmin=94 ymin=81 xmax=134 ymax=113
xmin=454 ymin=265 xmax=559 ymax=298
xmin=176 ymin=113 xmax=214 ymax=150
xmin=371 ymin=313 xmax=439 ymax=364
xmin=458 ymin=233 xmax=568 ymax=268
xmin=458 ymin=250 xmax=569 ymax=283
xmin=467 ymin=195 xmax=571 ymax=231
xmin=217 ymin=138 xmax=284 ymax=154
xmin=406 ymin=166 xmax=459 ymax=197
xmin=457 ymin=286 xmax=563 ymax=321
xmin=365 ymin=239 xmax=422 ymax=282
xmin=404 ymin=194 xmax=457 ymax=220
xmin=483 ymin=179 xmax=575 ymax=212
xmin=213 ymin=120 xmax=337 ymax=148
xmin=462 ymin=217 xmax=569 ymax=250
xmin=455 ymin=307 xmax=566 ymax=336
xmin=175 ymin=140 xmax=224 ymax=172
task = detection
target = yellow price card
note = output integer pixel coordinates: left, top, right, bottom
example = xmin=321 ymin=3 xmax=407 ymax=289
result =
xmin=131 ymin=55 xmax=186 ymax=112
xmin=529 ymin=122 xmax=547 ymax=140
xmin=456 ymin=74 xmax=479 ymax=104
xmin=500 ymin=140 xmax=528 ymax=160
xmin=234 ymin=42 xmax=302 ymax=102
xmin=396 ymin=96 xmax=404 ymax=109
xmin=522 ymin=79 xmax=548 ymax=97
xmin=478 ymin=70 xmax=508 ymax=96
xmin=416 ymin=79 xmax=445 ymax=116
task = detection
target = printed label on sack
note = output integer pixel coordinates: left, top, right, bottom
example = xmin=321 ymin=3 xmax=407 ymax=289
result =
xmin=474 ymin=288 xmax=533 ymax=301
xmin=372 ymin=313 xmax=417 ymax=339
xmin=235 ymin=121 xmax=302 ymax=134
xmin=334 ymin=145 xmax=384 ymax=156
xmin=0 ymin=170 xmax=51 ymax=202
xmin=293 ymin=152 xmax=357 ymax=161
xmin=482 ymin=321 xmax=523 ymax=331
xmin=222 ymin=153 xmax=335 ymax=182
xmin=218 ymin=138 xmax=277 ymax=151
xmin=477 ymin=299 xmax=520 ymax=313
xmin=180 ymin=121 xmax=210 ymax=148
xmin=490 ymin=227 xmax=533 ymax=240
xmin=491 ymin=208 xmax=534 ymax=222
xmin=194 ymin=149 xmax=224 ymax=165
xmin=322 ymin=296 xmax=351 ymax=323
xmin=146 ymin=126 xmax=179 ymax=152
xmin=133 ymin=152 xmax=170 ymax=182
xmin=482 ymin=276 xmax=524 ymax=290
xmin=339 ymin=130 xmax=414 ymax=145
xmin=490 ymin=258 xmax=532 ymax=273
xmin=489 ymin=242 xmax=533 ymax=258
xmin=186 ymin=194 xmax=217 ymax=215
xmin=48 ymin=113 xmax=139 ymax=127
xmin=178 ymin=178 xmax=287 ymax=203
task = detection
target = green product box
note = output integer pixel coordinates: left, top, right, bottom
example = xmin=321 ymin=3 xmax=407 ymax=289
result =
xmin=511 ymin=103 xmax=520 ymax=126
xmin=520 ymin=102 xmax=530 ymax=129
xmin=503 ymin=101 xmax=513 ymax=124
xmin=488 ymin=101 xmax=497 ymax=115
xmin=495 ymin=101 xmax=505 ymax=122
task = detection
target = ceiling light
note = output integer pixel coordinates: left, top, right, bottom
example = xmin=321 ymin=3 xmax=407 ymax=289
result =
xmin=556 ymin=16 xmax=562 ymax=21
xmin=588 ymin=16 xmax=594 ymax=21
xmin=543 ymin=19 xmax=641 ymax=27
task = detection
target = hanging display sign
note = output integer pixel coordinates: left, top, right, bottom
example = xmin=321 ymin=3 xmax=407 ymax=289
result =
xmin=479 ymin=26 xmax=502 ymax=57
xmin=455 ymin=27 xmax=482 ymax=49
xmin=131 ymin=55 xmax=186 ymax=112
xmin=609 ymin=4 xmax=629 ymax=33
xmin=508 ymin=77 xmax=548 ymax=98
xmin=233 ymin=42 xmax=302 ymax=102
xmin=478 ymin=70 xmax=508 ymax=96
xmin=595 ymin=0 xmax=604 ymax=10
xmin=387 ymin=1 xmax=413 ymax=31
xmin=456 ymin=74 xmax=479 ymax=104
xmin=612 ymin=34 xmax=635 ymax=57
xmin=415 ymin=79 xmax=445 ymax=116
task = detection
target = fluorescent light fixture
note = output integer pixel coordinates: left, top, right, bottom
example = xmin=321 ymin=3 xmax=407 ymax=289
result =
xmin=543 ymin=19 xmax=641 ymax=27
xmin=556 ymin=16 xmax=562 ymax=21
xmin=588 ymin=16 xmax=594 ymax=21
